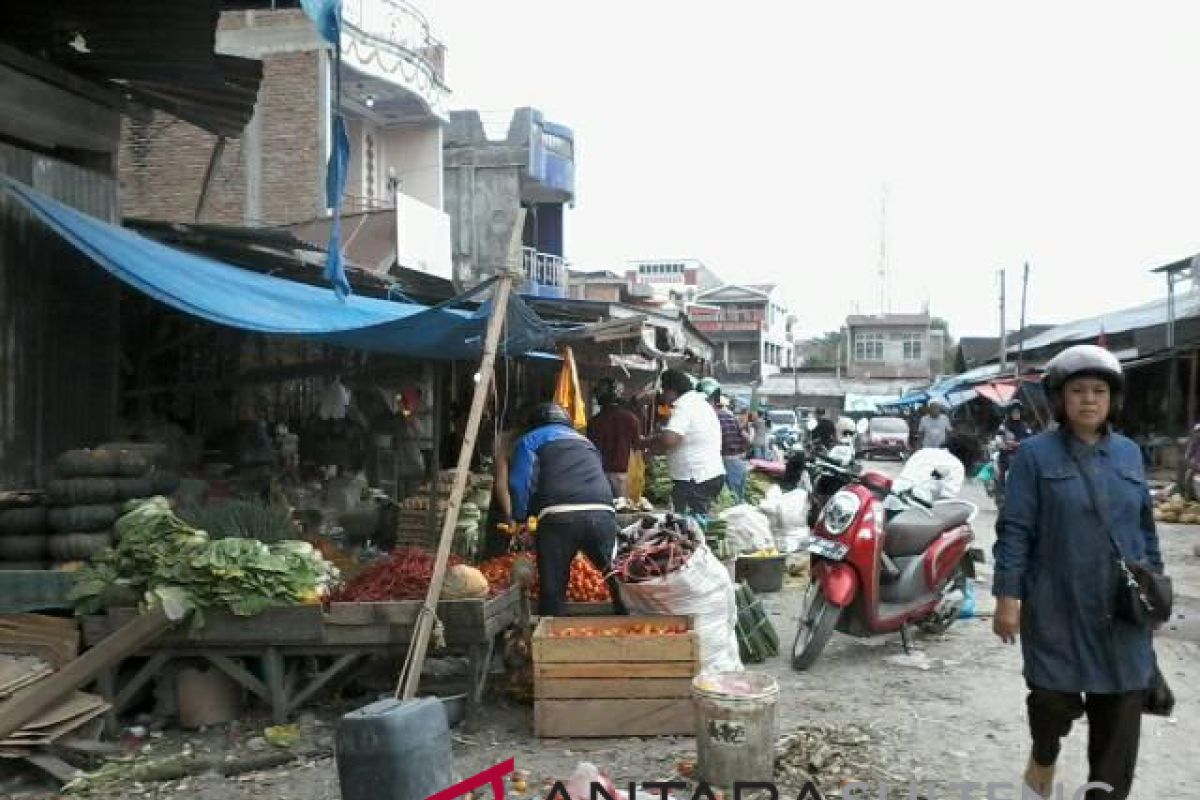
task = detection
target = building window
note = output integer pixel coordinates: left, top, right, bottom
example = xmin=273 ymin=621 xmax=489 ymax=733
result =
xmin=901 ymin=333 xmax=923 ymax=361
xmin=854 ymin=332 xmax=885 ymax=361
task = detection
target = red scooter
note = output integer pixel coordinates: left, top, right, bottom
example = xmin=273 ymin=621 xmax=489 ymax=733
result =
xmin=792 ymin=464 xmax=979 ymax=670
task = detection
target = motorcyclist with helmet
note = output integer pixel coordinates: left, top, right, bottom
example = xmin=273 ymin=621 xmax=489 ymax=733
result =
xmin=508 ymin=402 xmax=625 ymax=616
xmin=992 ymin=345 xmax=1164 ymax=799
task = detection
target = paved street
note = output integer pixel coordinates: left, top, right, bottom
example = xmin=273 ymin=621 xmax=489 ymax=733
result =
xmin=52 ymin=464 xmax=1200 ymax=800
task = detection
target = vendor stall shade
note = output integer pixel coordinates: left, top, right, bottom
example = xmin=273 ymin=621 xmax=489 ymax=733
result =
xmin=2 ymin=177 xmax=554 ymax=361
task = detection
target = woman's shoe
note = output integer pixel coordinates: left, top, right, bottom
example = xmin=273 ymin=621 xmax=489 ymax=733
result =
xmin=1024 ymin=757 xmax=1055 ymax=798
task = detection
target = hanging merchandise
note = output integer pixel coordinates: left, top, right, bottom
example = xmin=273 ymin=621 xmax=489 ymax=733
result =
xmin=319 ymin=378 xmax=351 ymax=420
xmin=553 ymin=346 xmax=588 ymax=431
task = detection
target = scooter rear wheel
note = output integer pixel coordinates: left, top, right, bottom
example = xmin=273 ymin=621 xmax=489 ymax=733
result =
xmin=791 ymin=581 xmax=841 ymax=670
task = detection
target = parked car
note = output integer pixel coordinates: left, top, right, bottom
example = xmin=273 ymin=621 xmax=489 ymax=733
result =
xmin=768 ymin=408 xmax=801 ymax=450
xmin=856 ymin=416 xmax=911 ymax=459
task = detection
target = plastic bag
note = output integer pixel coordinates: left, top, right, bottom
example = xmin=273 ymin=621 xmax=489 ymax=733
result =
xmin=628 ymin=450 xmax=646 ymax=503
xmin=617 ymin=544 xmax=743 ymax=675
xmin=719 ymin=504 xmax=774 ymax=554
xmin=959 ymin=578 xmax=977 ymax=619
xmin=775 ymin=488 xmax=809 ymax=531
xmin=563 ymin=763 xmax=627 ymax=800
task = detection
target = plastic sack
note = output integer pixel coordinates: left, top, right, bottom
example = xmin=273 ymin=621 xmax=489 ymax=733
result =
xmin=628 ymin=450 xmax=646 ymax=504
xmin=719 ymin=504 xmax=774 ymax=554
xmin=776 ymin=488 xmax=808 ymax=532
xmin=563 ymin=763 xmax=627 ymax=800
xmin=617 ymin=544 xmax=743 ymax=675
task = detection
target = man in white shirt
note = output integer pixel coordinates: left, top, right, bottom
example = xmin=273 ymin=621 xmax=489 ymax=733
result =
xmin=643 ymin=369 xmax=726 ymax=515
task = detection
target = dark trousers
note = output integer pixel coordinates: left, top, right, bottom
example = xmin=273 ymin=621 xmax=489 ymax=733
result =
xmin=536 ymin=510 xmax=625 ymax=617
xmin=1027 ymin=686 xmax=1145 ymax=799
xmin=671 ymin=475 xmax=726 ymax=517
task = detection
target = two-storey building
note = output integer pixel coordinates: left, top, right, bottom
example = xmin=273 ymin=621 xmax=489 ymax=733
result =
xmin=843 ymin=313 xmax=944 ymax=380
xmin=624 ymin=259 xmax=722 ymax=308
xmin=120 ymin=0 xmax=453 ymax=278
xmin=686 ymin=284 xmax=795 ymax=382
xmin=443 ymin=108 xmax=575 ymax=296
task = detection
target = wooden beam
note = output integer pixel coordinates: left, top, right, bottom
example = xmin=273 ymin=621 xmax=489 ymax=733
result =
xmin=286 ymin=653 xmax=362 ymax=714
xmin=194 ymin=136 xmax=227 ymax=223
xmin=0 ymin=609 xmax=172 ymax=741
xmin=205 ymin=654 xmax=269 ymax=702
xmin=398 ymin=266 xmax=521 ymax=699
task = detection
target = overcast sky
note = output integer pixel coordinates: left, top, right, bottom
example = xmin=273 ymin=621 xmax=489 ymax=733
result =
xmin=432 ymin=1 xmax=1200 ymax=339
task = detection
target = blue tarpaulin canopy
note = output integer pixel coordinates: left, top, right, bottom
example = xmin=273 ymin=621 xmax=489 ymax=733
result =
xmin=2 ymin=178 xmax=554 ymax=361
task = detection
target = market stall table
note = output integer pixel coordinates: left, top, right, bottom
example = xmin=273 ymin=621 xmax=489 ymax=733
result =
xmin=81 ymin=588 xmax=521 ymax=727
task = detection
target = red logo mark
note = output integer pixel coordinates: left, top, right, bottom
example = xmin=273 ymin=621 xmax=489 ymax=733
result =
xmin=426 ymin=758 xmax=516 ymax=800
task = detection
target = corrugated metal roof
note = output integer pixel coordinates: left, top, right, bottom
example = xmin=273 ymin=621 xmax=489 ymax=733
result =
xmin=1 ymin=0 xmax=264 ymax=137
xmin=1011 ymin=293 xmax=1200 ymax=354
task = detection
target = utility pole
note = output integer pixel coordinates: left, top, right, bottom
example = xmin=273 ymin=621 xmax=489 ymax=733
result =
xmin=998 ymin=269 xmax=1008 ymax=370
xmin=1015 ymin=262 xmax=1030 ymax=376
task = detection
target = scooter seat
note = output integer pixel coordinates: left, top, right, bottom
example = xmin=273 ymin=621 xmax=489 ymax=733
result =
xmin=883 ymin=504 xmax=972 ymax=557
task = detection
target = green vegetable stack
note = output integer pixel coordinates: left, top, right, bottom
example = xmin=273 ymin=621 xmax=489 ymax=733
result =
xmin=704 ymin=517 xmax=731 ymax=560
xmin=744 ymin=473 xmax=773 ymax=506
xmin=735 ymin=582 xmax=780 ymax=662
xmin=710 ymin=486 xmax=737 ymax=516
xmin=645 ymin=456 xmax=674 ymax=505
xmin=70 ymin=498 xmax=338 ymax=628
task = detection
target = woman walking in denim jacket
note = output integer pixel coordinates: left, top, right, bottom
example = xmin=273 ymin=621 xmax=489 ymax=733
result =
xmin=993 ymin=345 xmax=1164 ymax=799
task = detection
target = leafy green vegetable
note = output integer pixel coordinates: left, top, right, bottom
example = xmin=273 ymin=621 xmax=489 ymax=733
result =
xmin=177 ymin=499 xmax=297 ymax=543
xmin=70 ymin=497 xmax=337 ymax=628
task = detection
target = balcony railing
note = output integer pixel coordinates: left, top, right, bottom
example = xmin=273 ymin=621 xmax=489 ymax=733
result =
xmin=522 ymin=248 xmax=566 ymax=293
xmin=341 ymin=0 xmax=448 ymax=115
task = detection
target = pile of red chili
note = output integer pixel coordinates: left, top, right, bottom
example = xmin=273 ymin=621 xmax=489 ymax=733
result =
xmin=332 ymin=546 xmax=463 ymax=601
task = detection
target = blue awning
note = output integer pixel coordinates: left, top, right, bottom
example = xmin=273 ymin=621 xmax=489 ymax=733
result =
xmin=2 ymin=177 xmax=553 ymax=361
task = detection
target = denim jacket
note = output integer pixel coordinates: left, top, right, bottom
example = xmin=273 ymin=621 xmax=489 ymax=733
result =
xmin=993 ymin=429 xmax=1163 ymax=693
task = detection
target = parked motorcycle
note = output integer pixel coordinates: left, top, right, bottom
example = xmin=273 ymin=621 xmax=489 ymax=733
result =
xmin=982 ymin=432 xmax=1020 ymax=511
xmin=792 ymin=463 xmax=978 ymax=670
xmin=782 ymin=443 xmax=860 ymax=528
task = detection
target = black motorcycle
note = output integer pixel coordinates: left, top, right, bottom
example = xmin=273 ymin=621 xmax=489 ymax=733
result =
xmin=782 ymin=444 xmax=861 ymax=528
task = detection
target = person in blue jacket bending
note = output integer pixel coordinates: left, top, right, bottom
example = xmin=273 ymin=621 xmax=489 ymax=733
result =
xmin=508 ymin=402 xmax=625 ymax=616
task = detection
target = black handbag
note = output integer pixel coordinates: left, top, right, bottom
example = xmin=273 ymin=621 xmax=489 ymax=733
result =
xmin=1067 ymin=442 xmax=1173 ymax=627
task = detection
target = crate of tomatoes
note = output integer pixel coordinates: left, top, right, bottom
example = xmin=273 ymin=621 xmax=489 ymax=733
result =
xmin=531 ymin=614 xmax=698 ymax=738
xmin=477 ymin=552 xmax=611 ymax=604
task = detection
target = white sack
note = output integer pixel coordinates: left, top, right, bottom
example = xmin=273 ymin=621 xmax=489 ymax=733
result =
xmin=776 ymin=488 xmax=809 ymax=532
xmin=719 ymin=504 xmax=775 ymax=554
xmin=617 ymin=544 xmax=743 ymax=675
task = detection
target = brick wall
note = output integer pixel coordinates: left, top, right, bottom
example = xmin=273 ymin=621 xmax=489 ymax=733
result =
xmin=119 ymin=45 xmax=322 ymax=226
xmin=260 ymin=50 xmax=322 ymax=224
xmin=120 ymin=113 xmax=247 ymax=224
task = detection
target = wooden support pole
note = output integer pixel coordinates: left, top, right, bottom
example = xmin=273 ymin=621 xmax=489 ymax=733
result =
xmin=194 ymin=136 xmax=227 ymax=223
xmin=398 ymin=270 xmax=517 ymax=699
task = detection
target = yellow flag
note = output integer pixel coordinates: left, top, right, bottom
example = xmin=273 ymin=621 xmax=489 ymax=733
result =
xmin=553 ymin=345 xmax=588 ymax=431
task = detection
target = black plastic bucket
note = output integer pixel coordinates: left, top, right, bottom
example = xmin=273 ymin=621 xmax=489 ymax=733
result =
xmin=734 ymin=555 xmax=786 ymax=593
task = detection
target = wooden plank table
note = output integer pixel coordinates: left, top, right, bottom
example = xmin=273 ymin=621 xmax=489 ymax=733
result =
xmin=82 ymin=588 xmax=521 ymax=727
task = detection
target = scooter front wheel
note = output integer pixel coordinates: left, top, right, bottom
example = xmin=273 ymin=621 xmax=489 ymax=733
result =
xmin=791 ymin=581 xmax=841 ymax=670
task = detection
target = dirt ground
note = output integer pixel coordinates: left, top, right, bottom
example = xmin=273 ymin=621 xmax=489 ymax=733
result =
xmin=4 ymin=464 xmax=1199 ymax=799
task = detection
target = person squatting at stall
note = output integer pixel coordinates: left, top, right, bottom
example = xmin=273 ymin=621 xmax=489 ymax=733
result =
xmin=642 ymin=369 xmax=726 ymax=516
xmin=993 ymin=345 xmax=1165 ymax=800
xmin=508 ymin=402 xmax=626 ymax=616
xmin=587 ymin=378 xmax=643 ymax=501
xmin=698 ymin=378 xmax=750 ymax=501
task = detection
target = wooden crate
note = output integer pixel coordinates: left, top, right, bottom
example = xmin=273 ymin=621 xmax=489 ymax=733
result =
xmin=532 ymin=615 xmax=698 ymax=738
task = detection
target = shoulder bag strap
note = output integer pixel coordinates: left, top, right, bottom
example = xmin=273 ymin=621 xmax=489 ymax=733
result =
xmin=1059 ymin=431 xmax=1128 ymax=563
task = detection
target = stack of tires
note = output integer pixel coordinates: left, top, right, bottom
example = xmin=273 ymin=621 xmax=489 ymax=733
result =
xmin=0 ymin=505 xmax=51 ymax=570
xmin=44 ymin=448 xmax=179 ymax=567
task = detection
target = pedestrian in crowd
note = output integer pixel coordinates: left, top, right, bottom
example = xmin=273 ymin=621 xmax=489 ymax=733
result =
xmin=509 ymin=402 xmax=624 ymax=616
xmin=993 ymin=345 xmax=1164 ymax=800
xmin=699 ymin=378 xmax=750 ymax=501
xmin=748 ymin=411 xmax=770 ymax=459
xmin=810 ymin=407 xmax=837 ymax=449
xmin=642 ymin=369 xmax=725 ymax=515
xmin=918 ymin=399 xmax=953 ymax=448
xmin=586 ymin=378 xmax=642 ymax=501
